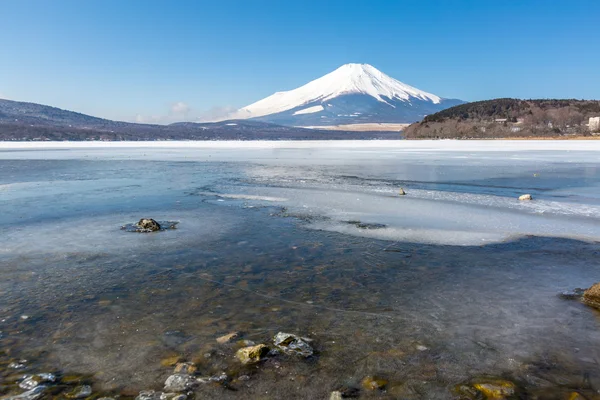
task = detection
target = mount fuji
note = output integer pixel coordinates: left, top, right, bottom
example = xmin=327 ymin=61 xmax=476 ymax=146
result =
xmin=225 ymin=63 xmax=464 ymax=127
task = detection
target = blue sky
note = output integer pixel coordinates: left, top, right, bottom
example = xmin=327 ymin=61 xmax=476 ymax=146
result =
xmin=1 ymin=0 xmax=599 ymax=123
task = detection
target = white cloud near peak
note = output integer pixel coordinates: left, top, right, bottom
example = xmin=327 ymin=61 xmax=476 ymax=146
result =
xmin=171 ymin=101 xmax=190 ymax=115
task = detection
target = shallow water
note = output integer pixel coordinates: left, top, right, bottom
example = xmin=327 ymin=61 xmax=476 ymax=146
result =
xmin=1 ymin=141 xmax=600 ymax=399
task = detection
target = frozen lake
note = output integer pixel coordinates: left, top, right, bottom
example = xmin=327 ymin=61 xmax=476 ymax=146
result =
xmin=1 ymin=140 xmax=600 ymax=399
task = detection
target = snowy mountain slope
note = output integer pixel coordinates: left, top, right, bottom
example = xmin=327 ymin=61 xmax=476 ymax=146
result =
xmin=227 ymin=63 xmax=464 ymax=126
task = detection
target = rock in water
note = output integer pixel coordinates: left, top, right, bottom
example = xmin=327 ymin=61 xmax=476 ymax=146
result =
xmin=137 ymin=218 xmax=161 ymax=232
xmin=518 ymin=194 xmax=532 ymax=201
xmin=173 ymin=362 xmax=197 ymax=375
xmin=164 ymin=374 xmax=197 ymax=392
xmin=65 ymin=385 xmax=92 ymax=399
xmin=398 ymin=187 xmax=406 ymax=196
xmin=19 ymin=374 xmax=56 ymax=390
xmin=135 ymin=391 xmax=161 ymax=400
xmin=273 ymin=332 xmax=313 ymax=357
xmin=5 ymin=386 xmax=46 ymax=400
xmin=329 ymin=391 xmax=343 ymax=400
xmin=216 ymin=332 xmax=240 ymax=344
xmin=583 ymin=282 xmax=600 ymax=310
xmin=558 ymin=288 xmax=586 ymax=300
xmin=235 ymin=344 xmax=269 ymax=364
xmin=361 ymin=376 xmax=388 ymax=390
xmin=455 ymin=378 xmax=516 ymax=399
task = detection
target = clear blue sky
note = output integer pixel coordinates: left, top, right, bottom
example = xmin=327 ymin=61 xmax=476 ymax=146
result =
xmin=1 ymin=0 xmax=598 ymax=123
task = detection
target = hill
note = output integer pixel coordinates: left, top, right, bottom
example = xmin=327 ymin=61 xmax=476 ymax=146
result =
xmin=403 ymin=99 xmax=600 ymax=139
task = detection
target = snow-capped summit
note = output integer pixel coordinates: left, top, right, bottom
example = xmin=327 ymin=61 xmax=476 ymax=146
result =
xmin=226 ymin=63 xmax=463 ymax=127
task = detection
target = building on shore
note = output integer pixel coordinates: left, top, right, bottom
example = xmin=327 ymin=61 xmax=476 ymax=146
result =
xmin=590 ymin=117 xmax=600 ymax=132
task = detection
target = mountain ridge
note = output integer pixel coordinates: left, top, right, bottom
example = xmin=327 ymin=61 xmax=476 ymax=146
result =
xmin=0 ymin=98 xmax=401 ymax=141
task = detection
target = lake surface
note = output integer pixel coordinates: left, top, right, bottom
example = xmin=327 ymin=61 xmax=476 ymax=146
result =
xmin=1 ymin=141 xmax=600 ymax=399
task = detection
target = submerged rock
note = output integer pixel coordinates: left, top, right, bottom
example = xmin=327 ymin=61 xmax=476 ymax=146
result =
xmin=135 ymin=390 xmax=162 ymax=400
xmin=518 ymin=194 xmax=533 ymax=201
xmin=361 ymin=376 xmax=388 ymax=390
xmin=197 ymin=372 xmax=228 ymax=384
xmin=135 ymin=390 xmax=163 ymax=400
xmin=235 ymin=344 xmax=269 ymax=364
xmin=164 ymin=374 xmax=197 ymax=392
xmin=136 ymin=391 xmax=186 ymax=400
xmin=5 ymin=386 xmax=46 ymax=400
xmin=19 ymin=374 xmax=56 ymax=390
xmin=455 ymin=378 xmax=516 ymax=399
xmin=345 ymin=220 xmax=387 ymax=230
xmin=160 ymin=356 xmax=181 ymax=367
xmin=216 ymin=332 xmax=240 ymax=344
xmin=273 ymin=332 xmax=314 ymax=357
xmin=329 ymin=391 xmax=343 ymax=400
xmin=173 ymin=362 xmax=196 ymax=375
xmin=558 ymin=288 xmax=586 ymax=300
xmin=8 ymin=361 xmax=27 ymax=370
xmin=65 ymin=385 xmax=92 ymax=399
xmin=582 ymin=282 xmax=600 ymax=309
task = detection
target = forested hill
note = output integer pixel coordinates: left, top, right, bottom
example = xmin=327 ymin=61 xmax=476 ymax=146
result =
xmin=403 ymin=99 xmax=600 ymax=139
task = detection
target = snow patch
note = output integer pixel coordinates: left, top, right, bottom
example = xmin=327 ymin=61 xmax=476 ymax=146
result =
xmin=293 ymin=105 xmax=324 ymax=115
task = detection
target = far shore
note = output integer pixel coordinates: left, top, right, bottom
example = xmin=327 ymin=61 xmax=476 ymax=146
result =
xmin=2 ymin=139 xmax=600 ymax=152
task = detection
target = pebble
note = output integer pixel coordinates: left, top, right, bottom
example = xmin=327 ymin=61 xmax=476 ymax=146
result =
xmin=416 ymin=345 xmax=428 ymax=351
xmin=8 ymin=362 xmax=27 ymax=369
xmin=329 ymin=391 xmax=343 ymax=400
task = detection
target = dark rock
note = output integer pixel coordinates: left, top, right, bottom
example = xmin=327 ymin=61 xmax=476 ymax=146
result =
xmin=273 ymin=332 xmax=313 ymax=357
xmin=344 ymin=220 xmax=387 ymax=230
xmin=558 ymin=288 xmax=586 ymax=300
xmin=137 ymin=218 xmax=161 ymax=232
xmin=121 ymin=220 xmax=178 ymax=233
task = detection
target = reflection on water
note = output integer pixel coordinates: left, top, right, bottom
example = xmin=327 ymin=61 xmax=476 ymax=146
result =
xmin=1 ymin=144 xmax=600 ymax=399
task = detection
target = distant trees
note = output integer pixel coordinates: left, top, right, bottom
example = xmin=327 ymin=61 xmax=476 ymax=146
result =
xmin=405 ymin=99 xmax=600 ymax=139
